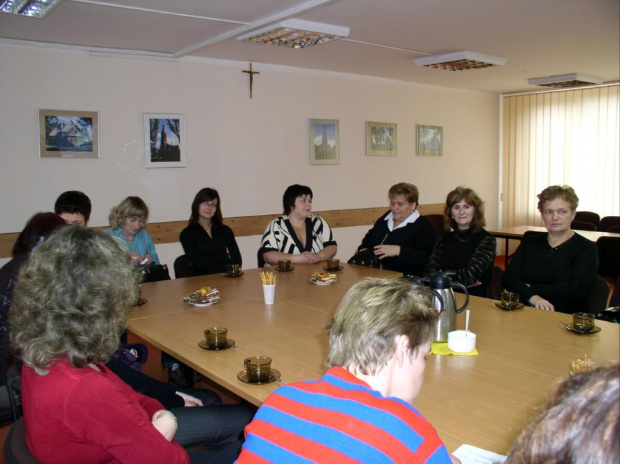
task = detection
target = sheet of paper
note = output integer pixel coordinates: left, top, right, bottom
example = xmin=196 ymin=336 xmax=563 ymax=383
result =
xmin=453 ymin=444 xmax=507 ymax=464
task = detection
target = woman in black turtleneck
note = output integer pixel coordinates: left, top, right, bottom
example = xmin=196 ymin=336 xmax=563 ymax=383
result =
xmin=424 ymin=187 xmax=496 ymax=297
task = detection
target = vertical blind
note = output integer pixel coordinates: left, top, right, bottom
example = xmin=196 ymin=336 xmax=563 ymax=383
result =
xmin=502 ymin=85 xmax=619 ymax=228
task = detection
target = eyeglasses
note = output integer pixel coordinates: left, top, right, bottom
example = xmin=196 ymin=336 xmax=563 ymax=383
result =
xmin=201 ymin=201 xmax=218 ymax=209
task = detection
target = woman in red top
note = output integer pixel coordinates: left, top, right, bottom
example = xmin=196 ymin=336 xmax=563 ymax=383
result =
xmin=10 ymin=226 xmax=196 ymax=464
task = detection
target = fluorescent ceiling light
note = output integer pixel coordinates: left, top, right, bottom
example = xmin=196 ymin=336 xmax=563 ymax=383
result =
xmin=528 ymin=73 xmax=603 ymax=88
xmin=237 ymin=19 xmax=350 ymax=50
xmin=0 ymin=0 xmax=63 ymax=18
xmin=415 ymin=51 xmax=506 ymax=71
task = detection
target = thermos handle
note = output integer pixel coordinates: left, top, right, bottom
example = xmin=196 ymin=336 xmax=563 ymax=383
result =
xmin=425 ymin=288 xmax=444 ymax=312
xmin=450 ymin=283 xmax=469 ymax=313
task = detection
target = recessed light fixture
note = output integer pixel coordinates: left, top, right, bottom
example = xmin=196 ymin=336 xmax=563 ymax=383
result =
xmin=528 ymin=73 xmax=603 ymax=88
xmin=237 ymin=19 xmax=350 ymax=50
xmin=0 ymin=0 xmax=63 ymax=18
xmin=415 ymin=51 xmax=506 ymax=71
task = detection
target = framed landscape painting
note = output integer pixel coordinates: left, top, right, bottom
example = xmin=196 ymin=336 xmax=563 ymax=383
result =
xmin=367 ymin=121 xmax=397 ymax=156
xmin=417 ymin=124 xmax=443 ymax=157
xmin=310 ymin=119 xmax=339 ymax=165
xmin=39 ymin=109 xmax=99 ymax=158
xmin=144 ymin=113 xmax=186 ymax=168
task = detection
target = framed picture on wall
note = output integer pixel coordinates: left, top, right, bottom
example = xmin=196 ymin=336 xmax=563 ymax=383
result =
xmin=417 ymin=124 xmax=443 ymax=157
xmin=144 ymin=113 xmax=186 ymax=168
xmin=39 ymin=109 xmax=99 ymax=158
xmin=367 ymin=121 xmax=397 ymax=156
xmin=310 ymin=119 xmax=339 ymax=165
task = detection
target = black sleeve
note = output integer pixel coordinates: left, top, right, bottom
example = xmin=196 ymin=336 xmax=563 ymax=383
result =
xmin=105 ymin=359 xmax=183 ymax=409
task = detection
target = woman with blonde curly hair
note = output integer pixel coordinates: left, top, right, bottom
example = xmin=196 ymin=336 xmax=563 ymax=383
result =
xmin=10 ymin=226 xmax=190 ymax=463
xmin=106 ymin=195 xmax=159 ymax=267
xmin=423 ymin=187 xmax=496 ymax=297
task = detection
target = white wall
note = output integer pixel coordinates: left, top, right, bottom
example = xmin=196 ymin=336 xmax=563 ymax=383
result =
xmin=0 ymin=44 xmax=500 ymax=271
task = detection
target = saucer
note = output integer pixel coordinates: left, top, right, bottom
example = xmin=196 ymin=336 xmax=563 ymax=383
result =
xmin=223 ymin=271 xmax=244 ymax=277
xmin=186 ymin=299 xmax=216 ymax=307
xmin=198 ymin=339 xmax=236 ymax=350
xmin=237 ymin=368 xmax=281 ymax=385
xmin=323 ymin=266 xmax=344 ymax=271
xmin=310 ymin=278 xmax=337 ymax=286
xmin=495 ymin=302 xmax=524 ymax=310
xmin=564 ymin=323 xmax=601 ymax=335
xmin=275 ymin=267 xmax=294 ymax=272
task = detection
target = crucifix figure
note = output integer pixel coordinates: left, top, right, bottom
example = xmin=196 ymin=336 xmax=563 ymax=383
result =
xmin=242 ymin=63 xmax=260 ymax=99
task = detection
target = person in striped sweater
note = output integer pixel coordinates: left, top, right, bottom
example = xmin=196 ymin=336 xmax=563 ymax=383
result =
xmin=236 ymin=277 xmax=459 ymax=464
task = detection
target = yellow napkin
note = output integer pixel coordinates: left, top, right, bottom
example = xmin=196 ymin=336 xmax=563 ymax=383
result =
xmin=431 ymin=342 xmax=478 ymax=356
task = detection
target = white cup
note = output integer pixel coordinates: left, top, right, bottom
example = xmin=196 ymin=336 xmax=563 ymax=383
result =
xmin=262 ymin=284 xmax=275 ymax=305
xmin=447 ymin=330 xmax=476 ymax=353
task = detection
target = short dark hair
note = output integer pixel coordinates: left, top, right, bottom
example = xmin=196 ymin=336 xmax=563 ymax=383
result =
xmin=54 ymin=191 xmax=92 ymax=221
xmin=282 ymin=184 xmax=313 ymax=215
xmin=10 ymin=226 xmax=140 ymax=372
xmin=189 ymin=188 xmax=223 ymax=228
xmin=443 ymin=186 xmax=486 ymax=232
xmin=12 ymin=212 xmax=66 ymax=256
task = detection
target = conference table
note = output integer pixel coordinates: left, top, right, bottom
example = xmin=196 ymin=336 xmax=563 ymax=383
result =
xmin=488 ymin=225 xmax=620 ymax=267
xmin=128 ymin=263 xmax=620 ymax=455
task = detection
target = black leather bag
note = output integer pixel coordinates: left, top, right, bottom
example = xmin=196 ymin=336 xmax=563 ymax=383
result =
xmin=142 ymin=263 xmax=171 ymax=282
xmin=348 ymin=249 xmax=381 ymax=268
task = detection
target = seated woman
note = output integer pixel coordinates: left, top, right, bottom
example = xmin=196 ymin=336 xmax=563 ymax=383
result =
xmin=105 ymin=196 xmax=159 ymax=267
xmin=10 ymin=226 xmax=191 ymax=463
xmin=180 ymin=188 xmax=241 ymax=276
xmin=353 ymin=182 xmax=436 ymax=275
xmin=423 ymin=187 xmax=496 ymax=297
xmin=0 ymin=212 xmax=66 ymax=405
xmin=503 ymin=185 xmax=598 ymax=313
xmin=260 ymin=184 xmax=337 ymax=265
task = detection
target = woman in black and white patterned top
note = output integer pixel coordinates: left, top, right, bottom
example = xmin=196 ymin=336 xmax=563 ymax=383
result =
xmin=260 ymin=184 xmax=337 ymax=266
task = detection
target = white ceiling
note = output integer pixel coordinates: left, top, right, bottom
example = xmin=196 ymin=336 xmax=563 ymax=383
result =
xmin=1 ymin=0 xmax=618 ymax=94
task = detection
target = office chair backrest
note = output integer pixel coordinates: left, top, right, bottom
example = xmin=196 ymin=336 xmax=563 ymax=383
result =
xmin=574 ymin=211 xmax=600 ymax=229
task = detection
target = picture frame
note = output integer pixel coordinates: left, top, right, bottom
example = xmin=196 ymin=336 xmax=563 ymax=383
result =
xmin=39 ymin=109 xmax=99 ymax=158
xmin=417 ymin=124 xmax=443 ymax=157
xmin=310 ymin=119 xmax=339 ymax=165
xmin=366 ymin=121 xmax=397 ymax=156
xmin=144 ymin=113 xmax=186 ymax=168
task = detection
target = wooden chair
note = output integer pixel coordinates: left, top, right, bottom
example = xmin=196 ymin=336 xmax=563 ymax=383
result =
xmin=599 ymin=216 xmax=620 ymax=232
xmin=257 ymin=248 xmax=266 ymax=268
xmin=571 ymin=221 xmax=597 ymax=231
xmin=486 ymin=266 xmax=504 ymax=300
xmin=173 ymin=254 xmax=193 ymax=279
xmin=574 ymin=211 xmax=600 ymax=229
xmin=4 ymin=417 xmax=39 ymax=464
xmin=424 ymin=214 xmax=446 ymax=239
xmin=587 ymin=275 xmax=610 ymax=314
xmin=597 ymin=237 xmax=620 ymax=281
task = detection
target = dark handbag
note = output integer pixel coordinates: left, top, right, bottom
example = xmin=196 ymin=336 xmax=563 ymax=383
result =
xmin=348 ymin=248 xmax=381 ymax=268
xmin=142 ymin=263 xmax=171 ymax=282
xmin=113 ymin=343 xmax=149 ymax=372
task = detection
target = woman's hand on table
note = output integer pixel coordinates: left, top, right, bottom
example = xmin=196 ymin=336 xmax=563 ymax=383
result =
xmin=373 ymin=244 xmax=401 ymax=259
xmin=176 ymin=391 xmax=203 ymax=407
xmin=529 ymin=295 xmax=555 ymax=311
xmin=300 ymin=252 xmax=320 ymax=263
xmin=152 ymin=410 xmax=178 ymax=441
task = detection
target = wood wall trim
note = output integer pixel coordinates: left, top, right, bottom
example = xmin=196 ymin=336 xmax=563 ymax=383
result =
xmin=0 ymin=204 xmax=444 ymax=258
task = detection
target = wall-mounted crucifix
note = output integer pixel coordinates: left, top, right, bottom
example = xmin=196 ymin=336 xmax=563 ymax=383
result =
xmin=242 ymin=63 xmax=260 ymax=99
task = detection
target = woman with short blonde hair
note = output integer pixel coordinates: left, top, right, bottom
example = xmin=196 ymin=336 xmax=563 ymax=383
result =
xmin=106 ymin=195 xmax=160 ymax=266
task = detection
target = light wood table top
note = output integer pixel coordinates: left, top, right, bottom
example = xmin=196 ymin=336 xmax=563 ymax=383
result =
xmin=128 ymin=264 xmax=620 ymax=455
